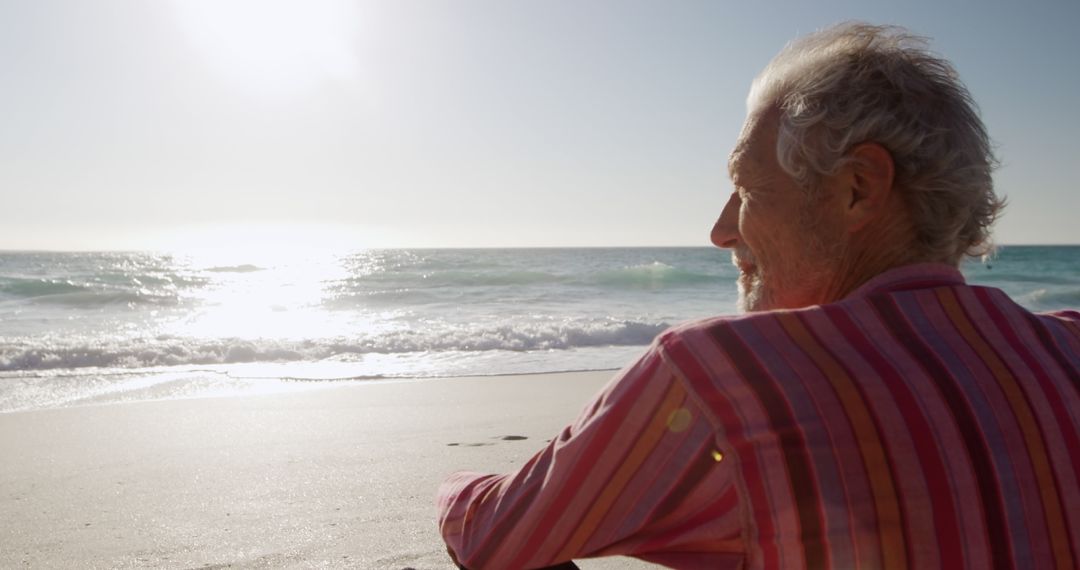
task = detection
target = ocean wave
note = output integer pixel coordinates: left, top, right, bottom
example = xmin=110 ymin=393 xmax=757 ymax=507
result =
xmin=330 ymin=269 xmax=568 ymax=290
xmin=0 ymin=288 xmax=180 ymax=308
xmin=969 ymin=272 xmax=1079 ymax=286
xmin=324 ymin=262 xmax=716 ymax=296
xmin=0 ymin=320 xmax=669 ymax=372
xmin=592 ymin=262 xmax=716 ymax=289
xmin=0 ymin=277 xmax=91 ymax=298
xmin=205 ymin=264 xmax=265 ymax=273
xmin=1021 ymin=287 xmax=1080 ymax=308
xmin=0 ymin=273 xmax=199 ymax=307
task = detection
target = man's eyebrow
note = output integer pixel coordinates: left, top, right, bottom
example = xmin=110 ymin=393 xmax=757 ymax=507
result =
xmin=727 ymin=138 xmax=752 ymax=181
xmin=727 ymin=151 xmax=747 ymax=182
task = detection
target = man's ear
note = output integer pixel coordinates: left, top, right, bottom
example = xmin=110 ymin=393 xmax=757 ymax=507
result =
xmin=843 ymin=142 xmax=895 ymax=233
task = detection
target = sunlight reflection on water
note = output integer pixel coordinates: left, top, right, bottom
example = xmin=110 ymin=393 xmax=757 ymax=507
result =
xmin=165 ymin=248 xmax=390 ymax=341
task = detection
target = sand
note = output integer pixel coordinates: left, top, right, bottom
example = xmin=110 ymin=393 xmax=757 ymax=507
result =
xmin=0 ymin=371 xmax=661 ymax=569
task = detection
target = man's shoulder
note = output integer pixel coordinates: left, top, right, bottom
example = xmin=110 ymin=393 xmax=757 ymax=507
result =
xmin=659 ymin=312 xmax=752 ymax=341
xmin=652 ymin=307 xmax=827 ymax=374
xmin=658 ymin=304 xmax=832 ymax=344
xmin=1039 ymin=308 xmax=1080 ymax=324
xmin=650 ymin=285 xmax=945 ymax=371
xmin=1030 ymin=308 xmax=1080 ymax=343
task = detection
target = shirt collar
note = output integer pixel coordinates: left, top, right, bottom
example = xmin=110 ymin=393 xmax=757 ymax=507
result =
xmin=844 ymin=262 xmax=966 ymax=300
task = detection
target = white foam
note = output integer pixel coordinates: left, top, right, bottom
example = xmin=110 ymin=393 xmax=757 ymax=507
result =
xmin=0 ymin=319 xmax=668 ymax=372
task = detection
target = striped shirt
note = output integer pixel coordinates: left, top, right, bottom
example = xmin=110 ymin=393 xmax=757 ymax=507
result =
xmin=436 ymin=263 xmax=1080 ymax=569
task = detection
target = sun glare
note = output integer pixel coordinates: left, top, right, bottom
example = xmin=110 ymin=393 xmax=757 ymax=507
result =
xmin=146 ymin=222 xmax=397 ymax=342
xmin=170 ymin=254 xmax=356 ymax=341
xmin=167 ymin=0 xmax=362 ymax=97
xmin=153 ymin=225 xmax=349 ymax=341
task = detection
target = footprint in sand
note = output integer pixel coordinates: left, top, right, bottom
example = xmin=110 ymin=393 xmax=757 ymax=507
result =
xmin=446 ymin=435 xmax=529 ymax=446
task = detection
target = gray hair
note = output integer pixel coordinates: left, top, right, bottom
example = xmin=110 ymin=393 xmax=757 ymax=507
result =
xmin=748 ymin=22 xmax=1004 ymax=264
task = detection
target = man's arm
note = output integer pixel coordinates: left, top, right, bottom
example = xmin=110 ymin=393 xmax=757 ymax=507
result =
xmin=437 ymin=340 xmax=742 ymax=569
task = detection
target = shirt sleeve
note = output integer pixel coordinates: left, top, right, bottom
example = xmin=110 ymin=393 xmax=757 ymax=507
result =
xmin=436 ymin=339 xmax=744 ymax=569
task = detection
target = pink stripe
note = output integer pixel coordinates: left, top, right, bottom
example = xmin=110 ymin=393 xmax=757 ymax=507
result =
xmin=662 ymin=333 xmax=782 ymax=570
xmin=973 ymin=288 xmax=1080 ymax=559
xmin=494 ymin=356 xmax=664 ymax=567
xmin=749 ymin=314 xmax=865 ymax=568
xmin=826 ymin=304 xmax=958 ymax=567
xmin=854 ymin=294 xmax=988 ymax=567
xmin=587 ymin=399 xmax=706 ymax=550
xmin=636 ymin=473 xmax=740 ymax=552
xmin=511 ymin=354 xmax=680 ymax=567
xmin=915 ymin=289 xmax=1050 ymax=562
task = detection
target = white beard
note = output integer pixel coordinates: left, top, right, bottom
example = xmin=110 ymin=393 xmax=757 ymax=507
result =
xmin=737 ymin=271 xmax=766 ymax=313
xmin=733 ymin=248 xmax=768 ymax=313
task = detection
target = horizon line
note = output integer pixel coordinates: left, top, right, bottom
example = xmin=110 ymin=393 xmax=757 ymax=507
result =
xmin=2 ymin=243 xmax=1078 ymax=254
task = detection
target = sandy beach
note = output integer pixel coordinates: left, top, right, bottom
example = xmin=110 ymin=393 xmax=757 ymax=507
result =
xmin=0 ymin=371 xmax=660 ymax=569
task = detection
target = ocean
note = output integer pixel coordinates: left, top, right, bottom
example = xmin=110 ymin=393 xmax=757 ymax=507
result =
xmin=1 ymin=246 xmax=1077 ymax=413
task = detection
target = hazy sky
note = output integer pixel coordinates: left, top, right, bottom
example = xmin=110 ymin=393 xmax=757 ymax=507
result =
xmin=2 ymin=0 xmax=1078 ymax=250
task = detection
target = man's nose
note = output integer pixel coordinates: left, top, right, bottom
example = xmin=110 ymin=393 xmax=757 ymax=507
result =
xmin=710 ymin=192 xmax=741 ymax=248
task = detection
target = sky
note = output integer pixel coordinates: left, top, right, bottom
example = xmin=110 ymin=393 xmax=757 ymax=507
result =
xmin=1 ymin=0 xmax=1078 ymax=251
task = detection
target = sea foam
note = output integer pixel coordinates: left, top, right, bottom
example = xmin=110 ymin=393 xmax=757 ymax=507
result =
xmin=0 ymin=319 xmax=669 ymax=372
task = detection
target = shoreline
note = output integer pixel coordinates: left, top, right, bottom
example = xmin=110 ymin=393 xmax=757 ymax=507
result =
xmin=0 ymin=370 xmax=658 ymax=568
xmin=0 ymin=366 xmax=626 ymax=416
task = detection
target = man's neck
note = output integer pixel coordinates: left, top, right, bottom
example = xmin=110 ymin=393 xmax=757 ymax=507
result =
xmin=818 ymin=218 xmax=941 ymax=304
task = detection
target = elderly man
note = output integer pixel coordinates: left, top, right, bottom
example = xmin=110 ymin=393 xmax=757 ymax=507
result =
xmin=437 ymin=23 xmax=1080 ymax=569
